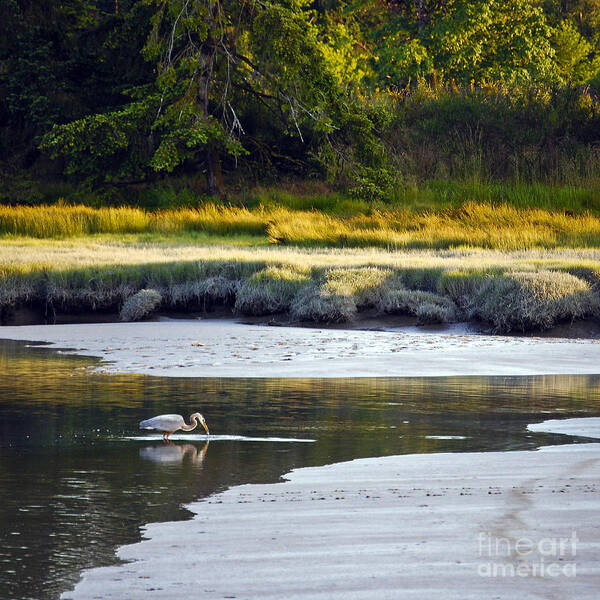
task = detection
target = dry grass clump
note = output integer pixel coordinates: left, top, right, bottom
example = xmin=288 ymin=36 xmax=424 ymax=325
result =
xmin=323 ymin=268 xmax=391 ymax=308
xmin=234 ymin=266 xmax=311 ymax=316
xmin=290 ymin=285 xmax=358 ymax=323
xmin=119 ymin=289 xmax=162 ymax=321
xmin=165 ymin=276 xmax=240 ymax=310
xmin=378 ymin=288 xmax=458 ymax=323
xmin=415 ymin=301 xmax=457 ymax=324
xmin=471 ymin=270 xmax=599 ymax=332
xmin=290 ymin=267 xmax=393 ymax=322
xmin=437 ymin=270 xmax=489 ymax=309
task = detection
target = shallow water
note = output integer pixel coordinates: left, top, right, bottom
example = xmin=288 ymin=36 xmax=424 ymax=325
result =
xmin=0 ymin=339 xmax=599 ymax=600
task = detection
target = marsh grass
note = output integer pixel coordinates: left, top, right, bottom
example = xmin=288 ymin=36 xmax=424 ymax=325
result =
xmin=234 ymin=266 xmax=311 ymax=316
xmin=2 ymin=201 xmax=600 ymax=250
xmin=0 ymin=204 xmax=268 ymax=239
xmin=120 ymin=289 xmax=162 ymax=321
xmin=1 ymin=238 xmax=600 ymax=332
xmin=165 ymin=276 xmax=240 ymax=310
xmin=266 ymin=203 xmax=600 ymax=250
xmin=379 ymin=288 xmax=458 ymax=324
xmin=470 ymin=270 xmax=599 ymax=332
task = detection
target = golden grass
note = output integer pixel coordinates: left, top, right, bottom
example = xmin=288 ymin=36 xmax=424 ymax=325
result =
xmin=4 ymin=238 xmax=599 ymax=319
xmin=3 ymin=237 xmax=600 ymax=274
xmin=2 ymin=202 xmax=600 ymax=250
xmin=266 ymin=203 xmax=600 ymax=250
xmin=0 ymin=204 xmax=268 ymax=238
xmin=1 ymin=205 xmax=600 ymax=331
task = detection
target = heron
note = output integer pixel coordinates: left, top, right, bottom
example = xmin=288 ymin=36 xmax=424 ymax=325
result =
xmin=139 ymin=412 xmax=209 ymax=440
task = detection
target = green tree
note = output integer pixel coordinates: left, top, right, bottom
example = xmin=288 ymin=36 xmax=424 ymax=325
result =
xmin=372 ymin=0 xmax=560 ymax=85
xmin=0 ymin=0 xmax=151 ymax=170
xmin=41 ymin=0 xmax=348 ymax=194
xmin=552 ymin=19 xmax=600 ymax=83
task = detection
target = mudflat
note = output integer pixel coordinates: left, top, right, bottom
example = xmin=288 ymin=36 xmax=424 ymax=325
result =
xmin=2 ymin=318 xmax=600 ymax=377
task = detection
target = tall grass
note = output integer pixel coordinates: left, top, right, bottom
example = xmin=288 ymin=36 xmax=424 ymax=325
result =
xmin=392 ymin=181 xmax=600 ymax=213
xmin=3 ymin=202 xmax=600 ymax=250
xmin=0 ymin=204 xmax=268 ymax=238
xmin=378 ymin=83 xmax=600 ymax=187
xmin=267 ymin=203 xmax=600 ymax=250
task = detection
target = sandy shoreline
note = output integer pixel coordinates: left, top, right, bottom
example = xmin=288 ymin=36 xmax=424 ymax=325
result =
xmin=64 ymin=438 xmax=600 ymax=599
xmin=2 ymin=317 xmax=600 ymax=377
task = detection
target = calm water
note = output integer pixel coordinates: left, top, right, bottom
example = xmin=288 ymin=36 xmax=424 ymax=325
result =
xmin=0 ymin=339 xmax=599 ymax=600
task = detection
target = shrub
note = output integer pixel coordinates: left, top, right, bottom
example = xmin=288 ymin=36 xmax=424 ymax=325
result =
xmin=471 ymin=270 xmax=599 ymax=332
xmin=120 ymin=289 xmax=162 ymax=321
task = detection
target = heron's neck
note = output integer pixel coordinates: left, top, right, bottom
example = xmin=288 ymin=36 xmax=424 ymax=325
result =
xmin=180 ymin=418 xmax=198 ymax=432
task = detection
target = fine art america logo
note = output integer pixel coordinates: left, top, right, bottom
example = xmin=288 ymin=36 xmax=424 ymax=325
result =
xmin=477 ymin=531 xmax=578 ymax=578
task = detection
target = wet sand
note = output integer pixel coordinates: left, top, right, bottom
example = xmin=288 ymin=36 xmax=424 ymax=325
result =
xmin=63 ymin=440 xmax=600 ymax=599
xmin=2 ymin=318 xmax=600 ymax=377
xmin=528 ymin=417 xmax=600 ymax=439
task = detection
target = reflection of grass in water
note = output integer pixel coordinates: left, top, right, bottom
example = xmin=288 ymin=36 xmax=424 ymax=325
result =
xmin=2 ymin=338 xmax=598 ymax=414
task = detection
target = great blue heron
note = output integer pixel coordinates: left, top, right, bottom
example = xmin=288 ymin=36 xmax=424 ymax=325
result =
xmin=139 ymin=412 xmax=209 ymax=440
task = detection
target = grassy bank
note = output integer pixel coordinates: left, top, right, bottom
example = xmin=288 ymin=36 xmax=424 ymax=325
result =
xmin=3 ymin=201 xmax=600 ymax=250
xmin=1 ymin=238 xmax=599 ymax=333
xmin=2 ymin=199 xmax=600 ymax=333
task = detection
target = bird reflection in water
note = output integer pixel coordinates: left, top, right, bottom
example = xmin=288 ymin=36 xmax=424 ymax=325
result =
xmin=139 ymin=441 xmax=209 ymax=466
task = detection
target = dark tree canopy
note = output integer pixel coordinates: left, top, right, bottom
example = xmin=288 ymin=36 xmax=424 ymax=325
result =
xmin=1 ymin=0 xmax=599 ymax=193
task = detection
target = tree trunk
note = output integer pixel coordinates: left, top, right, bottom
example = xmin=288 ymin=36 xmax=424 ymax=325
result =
xmin=206 ymin=143 xmax=224 ymax=197
xmin=415 ymin=0 xmax=429 ymax=29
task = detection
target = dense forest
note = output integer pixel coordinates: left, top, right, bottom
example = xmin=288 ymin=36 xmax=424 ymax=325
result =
xmin=2 ymin=0 xmax=600 ymax=204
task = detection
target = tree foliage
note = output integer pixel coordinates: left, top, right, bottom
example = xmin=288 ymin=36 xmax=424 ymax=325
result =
xmin=1 ymin=0 xmax=600 ymax=193
xmin=39 ymin=0 xmax=348 ymax=191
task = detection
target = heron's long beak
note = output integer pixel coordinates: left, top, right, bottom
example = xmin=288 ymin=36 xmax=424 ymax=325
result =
xmin=202 ymin=422 xmax=210 ymax=435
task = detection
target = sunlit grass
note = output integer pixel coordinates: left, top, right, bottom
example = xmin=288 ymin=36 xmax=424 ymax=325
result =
xmin=3 ymin=238 xmax=600 ymax=272
xmin=0 ymin=204 xmax=268 ymax=239
xmin=2 ymin=202 xmax=600 ymax=250
xmin=1 ymin=237 xmax=599 ymax=332
xmin=1 ymin=199 xmax=600 ymax=332
xmin=266 ymin=202 xmax=600 ymax=250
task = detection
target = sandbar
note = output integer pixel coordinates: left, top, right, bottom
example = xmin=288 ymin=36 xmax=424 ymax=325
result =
xmin=2 ymin=318 xmax=600 ymax=377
